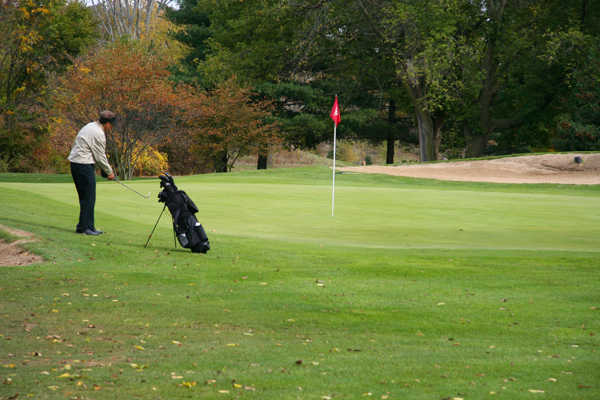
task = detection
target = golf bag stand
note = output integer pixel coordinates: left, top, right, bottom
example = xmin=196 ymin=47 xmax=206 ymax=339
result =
xmin=152 ymin=173 xmax=210 ymax=253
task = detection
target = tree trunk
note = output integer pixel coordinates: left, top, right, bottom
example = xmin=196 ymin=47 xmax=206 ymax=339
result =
xmin=415 ymin=108 xmax=435 ymax=162
xmin=215 ymin=151 xmax=228 ymax=172
xmin=257 ymin=153 xmax=268 ymax=169
xmin=466 ymin=0 xmax=507 ymax=158
xmin=433 ymin=115 xmax=444 ymax=159
xmin=386 ymin=99 xmax=396 ymax=164
xmin=466 ymin=131 xmax=487 ymax=157
xmin=581 ymin=0 xmax=589 ymax=26
xmin=386 ymin=138 xmax=394 ymax=164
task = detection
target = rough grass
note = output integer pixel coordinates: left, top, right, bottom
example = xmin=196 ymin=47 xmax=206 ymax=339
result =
xmin=0 ymin=167 xmax=598 ymax=400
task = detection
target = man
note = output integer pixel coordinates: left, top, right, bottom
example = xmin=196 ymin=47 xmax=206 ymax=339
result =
xmin=68 ymin=110 xmax=116 ymax=235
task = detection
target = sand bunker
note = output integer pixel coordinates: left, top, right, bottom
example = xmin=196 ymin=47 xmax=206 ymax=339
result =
xmin=339 ymin=153 xmax=600 ymax=185
xmin=0 ymin=224 xmax=43 ymax=267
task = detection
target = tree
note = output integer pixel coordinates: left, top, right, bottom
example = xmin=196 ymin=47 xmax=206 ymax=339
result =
xmin=360 ymin=0 xmax=477 ymax=161
xmin=52 ymin=43 xmax=195 ymax=179
xmin=189 ymin=77 xmax=280 ymax=172
xmin=89 ymin=0 xmax=174 ymax=41
xmin=0 ymin=0 xmax=97 ymax=171
xmin=544 ymin=32 xmax=600 ymax=150
xmin=455 ymin=0 xmax=600 ymax=156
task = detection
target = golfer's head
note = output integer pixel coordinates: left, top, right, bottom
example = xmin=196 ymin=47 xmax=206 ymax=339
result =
xmin=99 ymin=110 xmax=116 ymax=131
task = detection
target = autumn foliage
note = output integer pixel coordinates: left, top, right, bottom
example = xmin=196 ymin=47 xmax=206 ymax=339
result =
xmin=52 ymin=44 xmax=186 ymax=178
xmin=188 ymin=77 xmax=280 ymax=172
xmin=0 ymin=0 xmax=97 ymax=171
xmin=51 ymin=44 xmax=280 ymax=177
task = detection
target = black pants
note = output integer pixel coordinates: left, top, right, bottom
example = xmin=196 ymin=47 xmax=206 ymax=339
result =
xmin=70 ymin=162 xmax=96 ymax=231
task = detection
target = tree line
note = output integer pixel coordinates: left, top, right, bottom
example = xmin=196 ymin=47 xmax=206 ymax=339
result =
xmin=1 ymin=0 xmax=598 ymax=178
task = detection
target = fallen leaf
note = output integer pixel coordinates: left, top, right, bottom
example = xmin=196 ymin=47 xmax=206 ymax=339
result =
xmin=48 ymin=385 xmax=59 ymax=391
xmin=218 ymin=390 xmax=230 ymax=394
xmin=181 ymin=381 xmax=196 ymax=388
xmin=528 ymin=389 xmax=545 ymax=393
xmin=134 ymin=345 xmax=145 ymax=351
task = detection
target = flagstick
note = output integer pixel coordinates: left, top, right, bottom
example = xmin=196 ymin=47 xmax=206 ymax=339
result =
xmin=331 ymin=121 xmax=337 ymax=217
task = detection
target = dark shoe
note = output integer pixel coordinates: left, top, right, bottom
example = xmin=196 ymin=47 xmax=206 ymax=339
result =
xmin=77 ymin=228 xmax=102 ymax=236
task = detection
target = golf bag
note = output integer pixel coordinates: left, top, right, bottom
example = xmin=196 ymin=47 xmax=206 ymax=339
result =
xmin=157 ymin=173 xmax=210 ymax=253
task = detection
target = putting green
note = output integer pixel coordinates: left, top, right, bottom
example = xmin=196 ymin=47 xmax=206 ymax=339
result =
xmin=2 ymin=168 xmax=598 ymax=252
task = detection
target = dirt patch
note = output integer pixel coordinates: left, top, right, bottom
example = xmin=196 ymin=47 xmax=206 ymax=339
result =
xmin=0 ymin=224 xmax=44 ymax=267
xmin=339 ymin=153 xmax=600 ymax=185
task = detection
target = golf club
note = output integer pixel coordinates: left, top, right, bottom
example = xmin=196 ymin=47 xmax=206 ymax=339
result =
xmin=114 ymin=176 xmax=150 ymax=199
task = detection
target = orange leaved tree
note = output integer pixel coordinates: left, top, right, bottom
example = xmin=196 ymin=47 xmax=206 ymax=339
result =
xmin=190 ymin=77 xmax=280 ymax=172
xmin=52 ymin=43 xmax=194 ymax=179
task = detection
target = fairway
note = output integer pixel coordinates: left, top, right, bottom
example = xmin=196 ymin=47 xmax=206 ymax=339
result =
xmin=0 ymin=167 xmax=599 ymax=399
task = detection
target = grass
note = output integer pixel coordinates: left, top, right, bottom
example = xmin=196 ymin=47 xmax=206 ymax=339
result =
xmin=0 ymin=229 xmax=20 ymax=243
xmin=0 ymin=167 xmax=598 ymax=399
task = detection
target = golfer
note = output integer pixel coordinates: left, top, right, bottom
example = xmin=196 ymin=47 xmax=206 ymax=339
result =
xmin=68 ymin=110 xmax=116 ymax=235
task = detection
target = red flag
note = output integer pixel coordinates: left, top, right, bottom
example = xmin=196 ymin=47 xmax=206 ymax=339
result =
xmin=330 ymin=96 xmax=341 ymax=126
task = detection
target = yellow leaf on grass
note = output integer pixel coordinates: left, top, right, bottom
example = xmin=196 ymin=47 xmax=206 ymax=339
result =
xmin=48 ymin=385 xmax=59 ymax=391
xmin=58 ymin=373 xmax=71 ymax=378
xmin=3 ymin=364 xmax=16 ymax=369
xmin=218 ymin=390 xmax=230 ymax=394
xmin=528 ymin=390 xmax=545 ymax=393
xmin=135 ymin=345 xmax=145 ymax=351
xmin=226 ymin=343 xmax=239 ymax=347
xmin=181 ymin=381 xmax=196 ymax=388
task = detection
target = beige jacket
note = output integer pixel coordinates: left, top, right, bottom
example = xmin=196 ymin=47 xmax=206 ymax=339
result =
xmin=68 ymin=121 xmax=113 ymax=176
